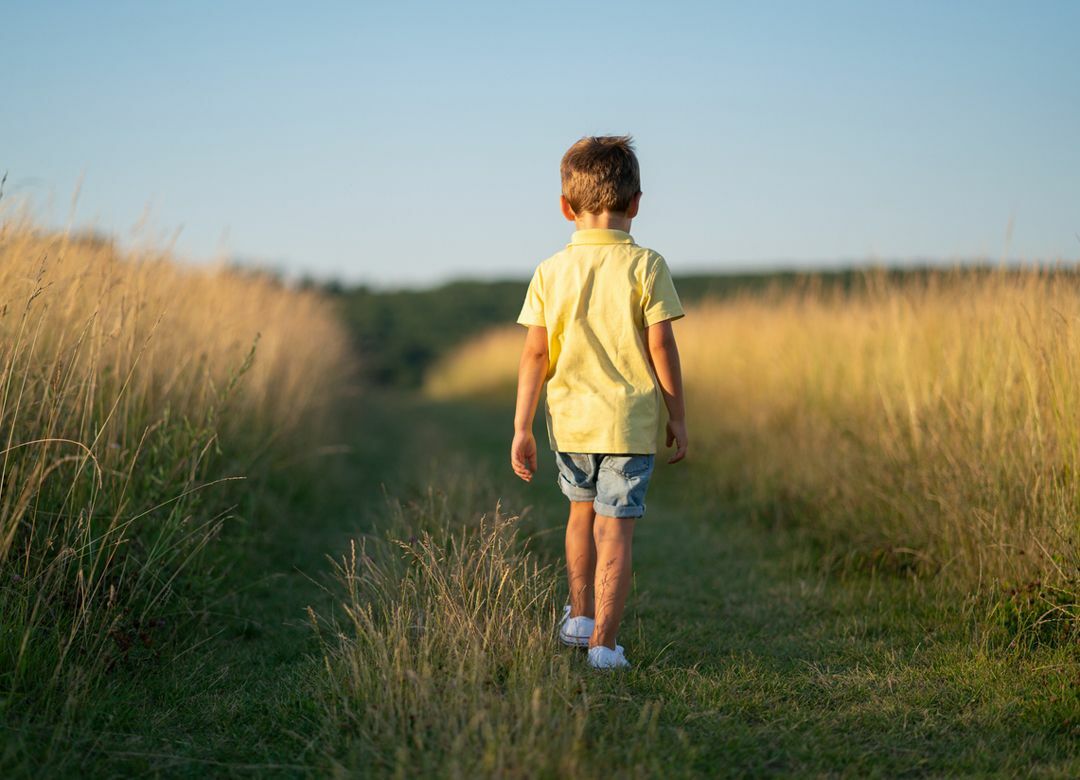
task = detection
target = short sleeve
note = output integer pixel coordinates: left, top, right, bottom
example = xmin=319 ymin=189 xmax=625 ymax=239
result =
xmin=517 ymin=266 xmax=546 ymax=327
xmin=642 ymin=255 xmax=685 ymax=326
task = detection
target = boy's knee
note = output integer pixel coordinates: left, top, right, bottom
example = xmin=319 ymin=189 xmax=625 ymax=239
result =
xmin=593 ymin=514 xmax=634 ymax=543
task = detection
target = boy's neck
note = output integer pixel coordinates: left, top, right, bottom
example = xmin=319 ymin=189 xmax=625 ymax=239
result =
xmin=574 ymin=211 xmax=632 ymax=233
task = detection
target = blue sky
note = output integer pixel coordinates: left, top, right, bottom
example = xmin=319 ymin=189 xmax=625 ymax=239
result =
xmin=3 ymin=1 xmax=1078 ymax=286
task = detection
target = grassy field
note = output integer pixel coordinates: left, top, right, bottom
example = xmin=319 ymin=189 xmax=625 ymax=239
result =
xmin=313 ymin=396 xmax=1080 ymax=777
xmin=428 ymin=269 xmax=1080 ymax=638
xmin=0 ymin=218 xmax=352 ymax=772
xmin=2 ymin=220 xmax=1078 ymax=776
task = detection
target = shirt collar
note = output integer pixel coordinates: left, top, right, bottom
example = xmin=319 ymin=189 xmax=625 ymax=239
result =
xmin=568 ymin=228 xmax=635 ymax=246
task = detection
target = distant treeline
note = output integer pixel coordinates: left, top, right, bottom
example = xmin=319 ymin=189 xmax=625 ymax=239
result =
xmin=326 ymin=265 xmax=1048 ymax=387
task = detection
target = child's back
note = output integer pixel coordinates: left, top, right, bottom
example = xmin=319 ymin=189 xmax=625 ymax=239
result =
xmin=517 ymin=228 xmax=682 ymax=453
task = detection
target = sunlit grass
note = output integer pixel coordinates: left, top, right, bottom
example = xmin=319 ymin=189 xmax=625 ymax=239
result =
xmin=425 ymin=324 xmax=522 ymax=400
xmin=0 ymin=215 xmax=353 ymax=751
xmin=310 ymin=473 xmax=665 ymax=776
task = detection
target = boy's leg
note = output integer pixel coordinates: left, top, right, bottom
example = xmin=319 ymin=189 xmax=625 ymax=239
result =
xmin=590 ymin=514 xmax=635 ymax=650
xmin=566 ymin=501 xmax=596 ymax=618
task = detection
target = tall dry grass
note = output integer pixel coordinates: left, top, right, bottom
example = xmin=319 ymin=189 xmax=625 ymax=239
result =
xmin=311 ymin=475 xmax=663 ymax=776
xmin=0 ymin=216 xmax=353 ymax=712
xmin=422 ymin=269 xmax=1080 ymax=639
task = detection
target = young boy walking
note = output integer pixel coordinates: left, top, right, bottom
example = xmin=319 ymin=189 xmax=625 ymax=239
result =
xmin=511 ymin=135 xmax=687 ymax=669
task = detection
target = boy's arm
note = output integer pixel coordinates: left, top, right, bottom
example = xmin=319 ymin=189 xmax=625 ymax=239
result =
xmin=511 ymin=325 xmax=549 ymax=482
xmin=646 ymin=320 xmax=688 ymax=463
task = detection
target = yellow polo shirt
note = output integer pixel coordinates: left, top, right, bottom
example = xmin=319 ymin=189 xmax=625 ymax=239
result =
xmin=517 ymin=228 xmax=684 ymax=454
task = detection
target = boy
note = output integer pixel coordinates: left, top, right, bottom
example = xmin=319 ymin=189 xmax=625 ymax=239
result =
xmin=511 ymin=135 xmax=687 ymax=670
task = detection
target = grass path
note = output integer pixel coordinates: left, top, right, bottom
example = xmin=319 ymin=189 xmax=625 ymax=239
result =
xmin=427 ymin=398 xmax=1079 ymax=776
xmin=61 ymin=393 xmax=1079 ymax=777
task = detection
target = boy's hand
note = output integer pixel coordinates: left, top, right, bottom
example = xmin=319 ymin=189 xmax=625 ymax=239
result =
xmin=511 ymin=430 xmax=538 ymax=481
xmin=666 ymin=419 xmax=688 ymax=464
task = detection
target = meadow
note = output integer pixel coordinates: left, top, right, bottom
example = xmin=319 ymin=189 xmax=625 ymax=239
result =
xmin=427 ymin=269 xmax=1080 ymax=636
xmin=2 ymin=215 xmax=1077 ymax=776
xmin=0 ymin=216 xmax=352 ymax=771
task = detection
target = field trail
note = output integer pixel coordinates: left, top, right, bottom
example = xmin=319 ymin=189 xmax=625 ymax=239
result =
xmin=89 ymin=393 xmax=1076 ymax=776
xmin=399 ymin=397 xmax=1076 ymax=775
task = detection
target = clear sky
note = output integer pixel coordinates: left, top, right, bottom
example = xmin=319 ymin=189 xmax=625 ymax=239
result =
xmin=3 ymin=1 xmax=1078 ymax=286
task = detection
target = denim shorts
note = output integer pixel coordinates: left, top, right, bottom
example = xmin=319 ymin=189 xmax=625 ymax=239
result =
xmin=554 ymin=452 xmax=655 ymax=518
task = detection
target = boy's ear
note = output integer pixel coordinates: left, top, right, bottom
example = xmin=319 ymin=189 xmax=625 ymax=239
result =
xmin=559 ymin=195 xmax=576 ymax=222
xmin=626 ymin=191 xmax=642 ymax=219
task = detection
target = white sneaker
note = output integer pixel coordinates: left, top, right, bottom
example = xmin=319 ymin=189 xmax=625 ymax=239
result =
xmin=587 ymin=644 xmax=630 ymax=669
xmin=558 ymin=605 xmax=594 ymax=647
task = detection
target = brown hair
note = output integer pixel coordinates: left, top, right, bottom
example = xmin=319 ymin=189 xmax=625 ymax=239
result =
xmin=560 ymin=135 xmax=641 ymax=215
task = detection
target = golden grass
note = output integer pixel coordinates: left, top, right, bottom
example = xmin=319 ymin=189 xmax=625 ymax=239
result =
xmin=421 ymin=270 xmax=1080 ymax=624
xmin=0 ymin=215 xmax=354 ymax=699
xmin=679 ymin=272 xmax=1080 ymax=597
xmin=1 ymin=223 xmax=351 ymax=446
xmin=312 ymin=477 xmax=661 ymax=776
xmin=425 ymin=323 xmax=523 ymax=400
